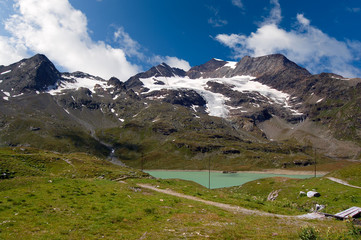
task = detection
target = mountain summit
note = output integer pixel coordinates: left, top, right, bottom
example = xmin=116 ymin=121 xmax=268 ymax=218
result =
xmin=0 ymin=54 xmax=60 ymax=94
xmin=125 ymin=62 xmax=186 ymax=91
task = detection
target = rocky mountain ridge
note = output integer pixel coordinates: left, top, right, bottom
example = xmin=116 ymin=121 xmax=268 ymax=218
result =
xmin=0 ymin=53 xmax=360 ymax=169
xmin=0 ymin=54 xmax=60 ymax=95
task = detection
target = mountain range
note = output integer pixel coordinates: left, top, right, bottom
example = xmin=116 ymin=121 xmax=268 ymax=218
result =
xmin=1 ymin=53 xmax=360 ymax=170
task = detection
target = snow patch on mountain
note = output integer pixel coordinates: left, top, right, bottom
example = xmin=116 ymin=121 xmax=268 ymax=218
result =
xmin=18 ymin=62 xmax=26 ymax=68
xmin=224 ymin=61 xmax=237 ymax=69
xmin=316 ymin=98 xmax=324 ymax=103
xmin=139 ymin=75 xmax=300 ymax=118
xmin=48 ymin=73 xmax=110 ymax=95
xmin=12 ymin=93 xmax=24 ymax=98
xmin=1 ymin=70 xmax=11 ymax=75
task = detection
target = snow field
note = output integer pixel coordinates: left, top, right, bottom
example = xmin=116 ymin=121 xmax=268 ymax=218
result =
xmin=139 ymin=74 xmax=300 ymax=118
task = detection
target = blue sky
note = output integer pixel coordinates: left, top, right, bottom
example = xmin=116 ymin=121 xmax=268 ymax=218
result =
xmin=0 ymin=0 xmax=360 ymax=80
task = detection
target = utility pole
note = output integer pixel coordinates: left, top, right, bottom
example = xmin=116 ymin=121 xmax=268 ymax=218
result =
xmin=314 ymin=149 xmax=317 ymax=178
xmin=141 ymin=153 xmax=144 ymax=171
xmin=208 ymin=157 xmax=211 ymax=189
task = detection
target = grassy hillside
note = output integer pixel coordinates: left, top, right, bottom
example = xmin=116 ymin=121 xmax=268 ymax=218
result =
xmin=2 ymin=176 xmax=354 ymax=240
xmin=0 ymin=94 xmax=112 ymax=157
xmin=1 ymin=147 xmax=360 ymax=239
xmin=95 ymin=102 xmax=335 ymax=171
xmin=0 ymin=93 xmax=341 ymax=171
xmin=328 ymin=162 xmax=361 ymax=187
xmin=309 ymin=83 xmax=361 ymax=146
xmin=135 ymin=170 xmax=361 ymax=217
xmin=0 ymin=147 xmax=143 ymax=180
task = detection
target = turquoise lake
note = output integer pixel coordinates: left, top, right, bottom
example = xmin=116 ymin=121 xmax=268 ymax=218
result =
xmin=145 ymin=170 xmax=316 ymax=189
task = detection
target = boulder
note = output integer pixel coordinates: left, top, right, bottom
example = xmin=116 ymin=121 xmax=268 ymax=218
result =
xmin=299 ymin=191 xmax=307 ymax=197
xmin=315 ymin=204 xmax=325 ymax=212
xmin=267 ymin=189 xmax=281 ymax=201
xmin=307 ymin=191 xmax=320 ymax=198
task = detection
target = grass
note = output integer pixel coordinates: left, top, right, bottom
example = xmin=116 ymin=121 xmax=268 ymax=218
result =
xmin=0 ymin=147 xmax=145 ymax=180
xmin=0 ymin=147 xmax=360 ymax=239
xmin=135 ymin=167 xmax=361 ymax=217
xmin=0 ymin=176 xmax=354 ymax=240
xmin=327 ymin=162 xmax=361 ymax=187
xmin=0 ymin=116 xmax=110 ymax=157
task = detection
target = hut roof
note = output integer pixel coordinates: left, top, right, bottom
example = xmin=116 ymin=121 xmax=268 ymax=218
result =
xmin=334 ymin=207 xmax=361 ymax=219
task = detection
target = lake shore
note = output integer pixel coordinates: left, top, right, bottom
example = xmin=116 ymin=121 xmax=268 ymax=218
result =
xmin=144 ymin=169 xmax=329 ymax=176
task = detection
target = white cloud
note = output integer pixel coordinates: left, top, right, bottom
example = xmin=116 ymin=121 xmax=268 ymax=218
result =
xmin=0 ymin=0 xmax=191 ymax=81
xmin=208 ymin=18 xmax=228 ymax=28
xmin=3 ymin=0 xmax=141 ymax=80
xmin=296 ymin=13 xmax=310 ymax=26
xmin=215 ymin=0 xmax=361 ymax=77
xmin=0 ymin=35 xmax=29 ymax=65
xmin=113 ymin=27 xmax=191 ymax=71
xmin=113 ymin=27 xmax=145 ymax=60
xmin=207 ymin=6 xmax=228 ymax=28
xmin=347 ymin=40 xmax=361 ymax=60
xmin=231 ymin=0 xmax=243 ymax=9
xmin=151 ymin=55 xmax=191 ymax=71
xmin=263 ymin=0 xmax=282 ymax=25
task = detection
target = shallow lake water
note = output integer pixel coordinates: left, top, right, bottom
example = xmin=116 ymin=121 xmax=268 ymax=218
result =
xmin=145 ymin=170 xmax=316 ymax=189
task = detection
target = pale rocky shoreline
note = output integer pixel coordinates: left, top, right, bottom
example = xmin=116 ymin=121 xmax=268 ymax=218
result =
xmin=145 ymin=169 xmax=329 ymax=176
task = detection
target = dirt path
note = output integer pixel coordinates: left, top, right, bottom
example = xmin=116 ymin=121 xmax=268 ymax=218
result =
xmin=326 ymin=177 xmax=361 ymax=189
xmin=137 ymin=183 xmax=323 ymax=219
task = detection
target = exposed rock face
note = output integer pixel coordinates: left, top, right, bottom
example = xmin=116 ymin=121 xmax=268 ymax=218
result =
xmin=185 ymin=54 xmax=311 ymax=85
xmin=64 ymin=71 xmax=103 ymax=80
xmin=187 ymin=58 xmax=228 ymax=79
xmin=232 ymin=54 xmax=309 ymax=77
xmin=0 ymin=54 xmax=60 ymax=94
xmin=231 ymin=54 xmax=311 ymax=91
xmin=125 ymin=63 xmax=186 ymax=91
xmin=108 ymin=77 xmax=126 ymax=90
xmin=58 ymin=88 xmax=100 ymax=110
xmin=289 ymin=72 xmax=361 ymax=104
xmin=124 ymin=54 xmax=311 ymax=94
xmin=144 ymin=89 xmax=206 ymax=108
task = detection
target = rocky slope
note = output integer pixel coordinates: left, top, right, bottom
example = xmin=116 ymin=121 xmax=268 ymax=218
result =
xmin=0 ymin=54 xmax=60 ymax=94
xmin=0 ymin=54 xmax=360 ymax=170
